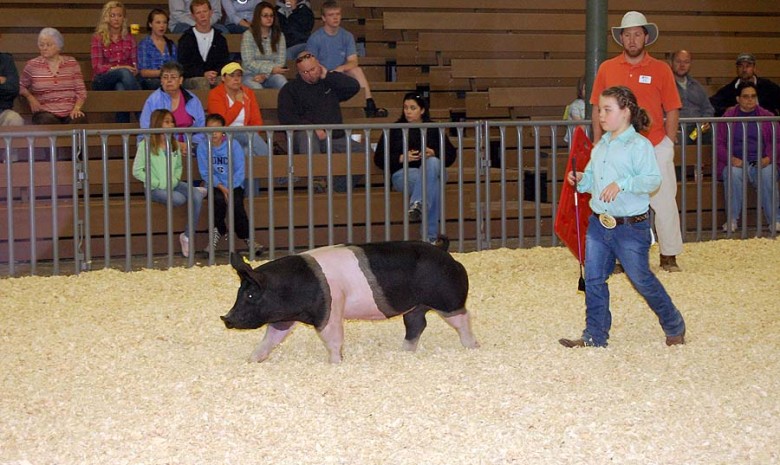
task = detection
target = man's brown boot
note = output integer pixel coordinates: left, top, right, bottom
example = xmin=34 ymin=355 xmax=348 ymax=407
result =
xmin=660 ymin=254 xmax=681 ymax=272
xmin=666 ymin=330 xmax=686 ymax=346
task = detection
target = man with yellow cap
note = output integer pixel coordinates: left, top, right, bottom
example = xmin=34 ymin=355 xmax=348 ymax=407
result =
xmin=591 ymin=11 xmax=684 ymax=272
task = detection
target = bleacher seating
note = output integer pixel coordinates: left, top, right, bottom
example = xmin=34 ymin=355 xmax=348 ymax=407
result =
xmin=2 ymin=0 xmax=778 ymax=263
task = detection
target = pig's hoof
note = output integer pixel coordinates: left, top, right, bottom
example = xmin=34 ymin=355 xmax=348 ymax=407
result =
xmin=402 ymin=338 xmax=420 ymax=352
xmin=248 ymin=352 xmax=269 ymax=363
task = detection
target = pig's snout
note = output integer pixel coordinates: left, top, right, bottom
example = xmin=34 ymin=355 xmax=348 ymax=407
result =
xmin=221 ymin=315 xmax=235 ymax=329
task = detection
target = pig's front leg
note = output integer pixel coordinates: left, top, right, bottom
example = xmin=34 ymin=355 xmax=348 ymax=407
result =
xmin=250 ymin=321 xmax=298 ymax=362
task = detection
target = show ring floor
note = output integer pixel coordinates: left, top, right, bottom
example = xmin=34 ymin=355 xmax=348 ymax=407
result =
xmin=1 ymin=238 xmax=778 ymax=464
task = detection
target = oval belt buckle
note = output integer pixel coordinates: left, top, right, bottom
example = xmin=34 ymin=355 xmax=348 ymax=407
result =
xmin=599 ymin=213 xmax=617 ymax=229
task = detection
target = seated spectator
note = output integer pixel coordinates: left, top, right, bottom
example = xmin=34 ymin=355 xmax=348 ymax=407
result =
xmin=716 ymin=82 xmax=780 ymax=232
xmin=0 ymin=46 xmax=24 ymax=127
xmin=133 ymin=109 xmax=205 ymax=258
xmin=207 ymin=62 xmax=269 ymax=156
xmin=305 ymin=0 xmax=386 ymax=118
xmin=169 ymin=0 xmax=227 ymax=34
xmin=277 ymin=51 xmax=361 ymax=192
xmin=137 ymin=9 xmax=178 ymax=90
xmin=563 ymin=76 xmax=586 ymax=145
xmin=671 ymin=50 xmax=714 ymax=143
xmin=710 ymin=53 xmax=780 ymax=117
xmin=177 ymin=0 xmax=230 ymax=90
xmin=197 ymin=113 xmax=264 ymax=254
xmin=374 ymin=93 xmax=457 ymax=243
xmin=221 ymin=0 xmax=263 ymax=34
xmin=241 ymin=2 xmax=288 ymax=90
xmin=91 ymin=1 xmax=141 ymax=123
xmin=19 ymin=28 xmax=87 ymax=125
xmin=276 ymin=0 xmax=313 ymax=61
xmin=139 ymin=61 xmax=206 ymax=152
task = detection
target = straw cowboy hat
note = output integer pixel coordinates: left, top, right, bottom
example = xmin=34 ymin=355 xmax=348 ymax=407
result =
xmin=611 ymin=11 xmax=659 ymax=46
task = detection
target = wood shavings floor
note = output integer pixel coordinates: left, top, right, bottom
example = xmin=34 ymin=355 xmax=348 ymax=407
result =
xmin=1 ymin=239 xmax=778 ymax=465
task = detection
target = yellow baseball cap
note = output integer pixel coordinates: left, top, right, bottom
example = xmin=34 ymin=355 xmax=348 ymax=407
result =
xmin=221 ymin=62 xmax=243 ymax=76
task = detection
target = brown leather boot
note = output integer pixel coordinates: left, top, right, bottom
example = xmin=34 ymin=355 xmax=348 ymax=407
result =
xmin=660 ymin=254 xmax=681 ymax=272
xmin=666 ymin=330 xmax=686 ymax=346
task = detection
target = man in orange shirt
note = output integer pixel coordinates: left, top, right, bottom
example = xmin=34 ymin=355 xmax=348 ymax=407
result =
xmin=591 ymin=11 xmax=683 ymax=272
xmin=207 ymin=62 xmax=269 ymax=156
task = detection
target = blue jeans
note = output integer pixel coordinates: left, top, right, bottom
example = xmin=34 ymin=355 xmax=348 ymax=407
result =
xmin=722 ymin=164 xmax=780 ymax=225
xmin=230 ymin=131 xmax=269 ymax=156
xmin=581 ymin=214 xmax=686 ymax=347
xmin=285 ymin=43 xmax=307 ymax=62
xmin=150 ymin=182 xmax=204 ymax=236
xmin=292 ymin=132 xmax=363 ymax=192
xmin=391 ymin=156 xmax=445 ymax=241
xmin=243 ymin=73 xmax=288 ymax=90
xmin=92 ymin=68 xmax=141 ymax=123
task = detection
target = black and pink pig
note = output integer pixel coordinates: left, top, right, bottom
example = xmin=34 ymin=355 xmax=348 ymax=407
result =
xmin=221 ymin=239 xmax=479 ymax=363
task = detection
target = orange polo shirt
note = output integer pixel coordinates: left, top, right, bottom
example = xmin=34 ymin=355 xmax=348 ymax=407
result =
xmin=590 ymin=52 xmax=681 ymax=146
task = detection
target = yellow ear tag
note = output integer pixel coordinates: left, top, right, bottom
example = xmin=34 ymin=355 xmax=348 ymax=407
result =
xmin=242 ymin=256 xmax=251 ymax=265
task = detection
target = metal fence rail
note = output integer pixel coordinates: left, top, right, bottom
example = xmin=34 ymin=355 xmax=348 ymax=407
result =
xmin=1 ymin=117 xmax=778 ymax=277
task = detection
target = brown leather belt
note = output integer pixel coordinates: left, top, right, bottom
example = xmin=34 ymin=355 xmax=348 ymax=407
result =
xmin=593 ymin=211 xmax=649 ymax=225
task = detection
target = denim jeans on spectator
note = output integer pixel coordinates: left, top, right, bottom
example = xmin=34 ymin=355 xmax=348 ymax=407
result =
xmin=92 ymin=68 xmax=141 ymax=123
xmin=231 ymin=131 xmax=269 ymax=156
xmin=140 ymin=78 xmax=161 ymax=90
xmin=391 ymin=156 xmax=445 ymax=241
xmin=243 ymin=73 xmax=288 ymax=90
xmin=292 ymin=132 xmax=363 ymax=192
xmin=722 ymin=164 xmax=780 ymax=226
xmin=225 ymin=23 xmax=248 ymax=34
xmin=285 ymin=43 xmax=307 ymax=62
xmin=581 ymin=214 xmax=686 ymax=347
xmin=150 ymin=181 xmax=204 ymax=236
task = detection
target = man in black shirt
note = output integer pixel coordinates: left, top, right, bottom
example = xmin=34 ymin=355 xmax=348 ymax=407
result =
xmin=710 ymin=53 xmax=780 ymax=116
xmin=278 ymin=51 xmax=362 ymax=191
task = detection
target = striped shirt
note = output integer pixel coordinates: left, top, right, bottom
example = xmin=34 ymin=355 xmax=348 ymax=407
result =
xmin=20 ymin=56 xmax=87 ymax=118
xmin=91 ymin=33 xmax=137 ymax=76
xmin=137 ymin=35 xmax=177 ymax=74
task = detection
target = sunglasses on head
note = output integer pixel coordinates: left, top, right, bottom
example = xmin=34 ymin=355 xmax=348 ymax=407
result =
xmin=295 ymin=53 xmax=313 ymax=63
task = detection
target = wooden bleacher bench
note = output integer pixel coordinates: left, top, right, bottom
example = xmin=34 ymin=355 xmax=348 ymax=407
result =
xmin=8 ymin=88 xmax=368 ymax=125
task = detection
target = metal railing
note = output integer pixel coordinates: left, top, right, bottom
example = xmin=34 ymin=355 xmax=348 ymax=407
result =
xmin=2 ymin=116 xmax=778 ymax=277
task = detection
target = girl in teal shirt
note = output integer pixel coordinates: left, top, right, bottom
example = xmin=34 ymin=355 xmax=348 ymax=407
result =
xmin=559 ymin=86 xmax=686 ymax=348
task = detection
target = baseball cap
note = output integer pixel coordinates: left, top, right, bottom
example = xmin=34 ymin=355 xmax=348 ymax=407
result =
xmin=221 ymin=62 xmax=243 ymax=76
xmin=735 ymin=53 xmax=756 ymax=65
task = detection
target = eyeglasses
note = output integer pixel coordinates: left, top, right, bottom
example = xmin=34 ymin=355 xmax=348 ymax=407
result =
xmin=295 ymin=53 xmax=313 ymax=63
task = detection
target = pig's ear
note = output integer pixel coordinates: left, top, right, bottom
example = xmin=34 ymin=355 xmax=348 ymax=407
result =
xmin=230 ymin=253 xmax=253 ymax=275
xmin=231 ymin=253 xmax=266 ymax=289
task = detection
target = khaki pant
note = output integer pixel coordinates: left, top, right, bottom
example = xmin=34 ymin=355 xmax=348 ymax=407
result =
xmin=650 ymin=136 xmax=683 ymax=256
xmin=0 ymin=109 xmax=24 ymax=126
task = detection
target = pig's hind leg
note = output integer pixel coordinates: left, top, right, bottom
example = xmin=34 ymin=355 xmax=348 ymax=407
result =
xmin=401 ymin=306 xmax=429 ymax=352
xmin=250 ymin=321 xmax=298 ymax=362
xmin=438 ymin=309 xmax=480 ymax=349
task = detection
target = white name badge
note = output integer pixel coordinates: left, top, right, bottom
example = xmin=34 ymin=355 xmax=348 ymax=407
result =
xmin=639 ymin=75 xmax=652 ymax=84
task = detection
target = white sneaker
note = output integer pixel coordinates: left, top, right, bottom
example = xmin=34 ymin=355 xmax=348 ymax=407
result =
xmin=179 ymin=232 xmax=190 ymax=258
xmin=722 ymin=220 xmax=738 ymax=233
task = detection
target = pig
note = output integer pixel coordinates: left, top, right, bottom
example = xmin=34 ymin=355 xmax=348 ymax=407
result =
xmin=221 ymin=238 xmax=479 ymax=363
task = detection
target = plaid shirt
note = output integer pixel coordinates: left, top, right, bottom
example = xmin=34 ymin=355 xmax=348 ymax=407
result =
xmin=91 ymin=33 xmax=137 ymax=76
xmin=137 ymin=36 xmax=177 ymax=74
